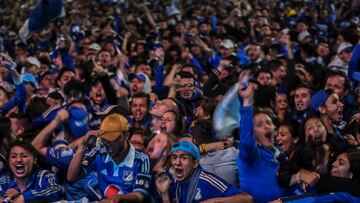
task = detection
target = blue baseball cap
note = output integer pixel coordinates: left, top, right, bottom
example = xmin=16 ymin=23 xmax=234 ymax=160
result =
xmin=22 ymin=72 xmax=38 ymax=88
xmin=150 ymin=43 xmax=163 ymax=51
xmin=67 ymin=107 xmax=90 ymax=138
xmin=128 ymin=73 xmax=146 ymax=82
xmin=310 ymin=89 xmax=331 ymax=112
xmin=170 ymin=141 xmax=201 ymax=160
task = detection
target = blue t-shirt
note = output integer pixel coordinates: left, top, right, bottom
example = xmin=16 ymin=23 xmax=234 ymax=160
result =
xmin=83 ymin=144 xmax=151 ymax=199
xmin=174 ymin=168 xmax=241 ymax=203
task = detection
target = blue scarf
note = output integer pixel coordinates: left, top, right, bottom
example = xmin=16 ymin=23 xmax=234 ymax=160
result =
xmin=176 ymin=167 xmax=201 ymax=203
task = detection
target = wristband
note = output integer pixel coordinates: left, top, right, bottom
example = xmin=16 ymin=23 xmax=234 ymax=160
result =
xmin=199 ymin=144 xmax=207 ymax=153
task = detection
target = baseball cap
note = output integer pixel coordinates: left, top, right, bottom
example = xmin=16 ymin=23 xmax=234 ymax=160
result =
xmin=100 ymin=113 xmax=129 ymax=142
xmin=337 ymin=42 xmax=353 ymax=54
xmin=26 ymin=57 xmax=40 ymax=68
xmin=22 ymin=73 xmax=38 ymax=88
xmin=128 ymin=73 xmax=146 ymax=82
xmin=310 ymin=89 xmax=331 ymax=112
xmin=89 ymin=43 xmax=101 ymax=52
xmin=220 ymin=39 xmax=235 ymax=49
xmin=128 ymin=73 xmax=152 ymax=94
xmin=68 ymin=107 xmax=90 ymax=138
xmin=150 ymin=43 xmax=163 ymax=51
xmin=170 ymin=141 xmax=201 ymax=160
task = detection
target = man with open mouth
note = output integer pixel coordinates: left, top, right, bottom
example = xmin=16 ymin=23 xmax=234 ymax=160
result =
xmin=156 ymin=141 xmax=253 ymax=203
xmin=310 ymin=89 xmax=344 ymax=138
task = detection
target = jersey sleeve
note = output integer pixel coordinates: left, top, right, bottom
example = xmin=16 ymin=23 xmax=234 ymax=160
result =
xmin=223 ymin=184 xmax=242 ymax=197
xmin=0 ymin=174 xmax=10 ymax=196
xmin=239 ymin=106 xmax=259 ymax=162
xmin=133 ymin=153 xmax=151 ymax=197
xmin=199 ymin=170 xmax=241 ymax=199
xmin=45 ymin=147 xmax=74 ymax=169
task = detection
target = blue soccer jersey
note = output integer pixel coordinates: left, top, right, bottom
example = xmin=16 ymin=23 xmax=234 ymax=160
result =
xmin=45 ymin=145 xmax=102 ymax=201
xmin=174 ymin=168 xmax=241 ymax=203
xmin=83 ymin=144 xmax=151 ymax=199
xmin=0 ymin=170 xmax=62 ymax=202
xmin=45 ymin=147 xmax=74 ymax=170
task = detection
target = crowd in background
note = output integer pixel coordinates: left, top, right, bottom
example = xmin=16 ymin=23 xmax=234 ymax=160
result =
xmin=0 ymin=0 xmax=359 ymax=202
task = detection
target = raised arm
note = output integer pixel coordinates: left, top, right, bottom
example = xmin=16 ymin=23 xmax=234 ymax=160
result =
xmin=66 ymin=130 xmax=99 ymax=182
xmin=238 ymin=79 xmax=259 ymax=162
xmin=348 ymin=39 xmax=360 ymax=83
xmin=31 ymin=108 xmax=67 ymax=157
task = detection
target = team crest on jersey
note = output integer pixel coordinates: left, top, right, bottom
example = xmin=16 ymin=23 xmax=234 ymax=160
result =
xmin=123 ymin=170 xmax=134 ymax=183
xmin=82 ymin=160 xmax=88 ymax=166
xmin=194 ymin=188 xmax=202 ymax=201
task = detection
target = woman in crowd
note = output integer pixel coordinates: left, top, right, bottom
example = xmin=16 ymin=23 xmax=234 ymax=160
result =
xmin=303 ymin=115 xmax=328 ymax=143
xmin=0 ymin=141 xmax=62 ymax=203
xmin=160 ymin=110 xmax=184 ymax=138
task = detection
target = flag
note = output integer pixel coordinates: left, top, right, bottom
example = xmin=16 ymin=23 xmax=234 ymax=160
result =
xmin=19 ymin=0 xmax=65 ymax=42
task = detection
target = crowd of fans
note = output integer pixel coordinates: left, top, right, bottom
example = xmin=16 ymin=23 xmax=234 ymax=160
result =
xmin=0 ymin=0 xmax=359 ymax=202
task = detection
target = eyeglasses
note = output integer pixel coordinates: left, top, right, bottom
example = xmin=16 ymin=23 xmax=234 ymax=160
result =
xmin=177 ymin=83 xmax=194 ymax=88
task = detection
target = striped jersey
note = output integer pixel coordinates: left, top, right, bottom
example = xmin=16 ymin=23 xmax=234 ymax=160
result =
xmin=82 ymin=144 xmax=151 ymax=199
xmin=0 ymin=170 xmax=62 ymax=202
xmin=175 ymin=168 xmax=240 ymax=203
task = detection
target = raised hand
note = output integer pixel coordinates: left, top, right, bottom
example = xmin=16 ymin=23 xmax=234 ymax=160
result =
xmin=155 ymin=171 xmax=171 ymax=194
xmin=55 ymin=109 xmax=69 ymax=123
xmin=238 ymin=71 xmax=255 ymax=106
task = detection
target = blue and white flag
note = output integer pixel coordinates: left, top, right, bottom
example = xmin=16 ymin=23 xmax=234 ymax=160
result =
xmin=19 ymin=0 xmax=65 ymax=41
